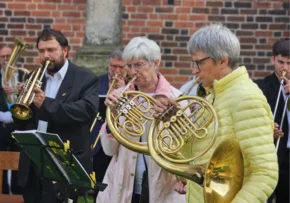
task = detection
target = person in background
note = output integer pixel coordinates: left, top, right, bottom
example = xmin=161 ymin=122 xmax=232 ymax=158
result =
xmin=13 ymin=28 xmax=99 ymax=203
xmin=96 ymin=37 xmax=186 ymax=203
xmin=90 ymin=48 xmax=127 ymax=202
xmin=256 ymin=38 xmax=290 ymax=203
xmin=0 ymin=45 xmax=22 ymax=195
xmin=154 ymin=24 xmax=278 ymax=203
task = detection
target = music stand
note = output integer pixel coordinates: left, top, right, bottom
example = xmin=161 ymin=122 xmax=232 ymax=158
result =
xmin=12 ymin=130 xmax=107 ymax=203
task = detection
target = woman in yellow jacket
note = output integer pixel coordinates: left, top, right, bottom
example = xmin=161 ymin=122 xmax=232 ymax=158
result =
xmin=156 ymin=24 xmax=279 ymax=203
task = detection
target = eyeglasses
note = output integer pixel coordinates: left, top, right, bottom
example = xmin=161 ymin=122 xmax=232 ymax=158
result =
xmin=192 ymin=57 xmax=211 ymax=70
xmin=110 ymin=63 xmax=126 ymax=69
xmin=126 ymin=62 xmax=149 ymax=71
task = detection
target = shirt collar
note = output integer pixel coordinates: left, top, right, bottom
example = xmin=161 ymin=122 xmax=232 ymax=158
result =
xmin=45 ymin=59 xmax=69 ymax=80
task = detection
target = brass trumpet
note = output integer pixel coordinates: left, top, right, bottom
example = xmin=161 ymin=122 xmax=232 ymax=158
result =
xmin=10 ymin=60 xmax=51 ymax=120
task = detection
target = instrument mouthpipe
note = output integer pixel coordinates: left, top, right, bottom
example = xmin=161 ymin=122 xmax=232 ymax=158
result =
xmin=182 ymin=76 xmax=200 ymax=96
xmin=120 ymin=76 xmax=137 ymax=93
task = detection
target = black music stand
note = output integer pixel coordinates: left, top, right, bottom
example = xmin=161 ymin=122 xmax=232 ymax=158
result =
xmin=12 ymin=130 xmax=107 ymax=203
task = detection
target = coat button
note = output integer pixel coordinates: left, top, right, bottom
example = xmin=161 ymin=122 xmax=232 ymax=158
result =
xmin=130 ymin=173 xmax=134 ymax=176
xmin=132 ymin=156 xmax=136 ymax=159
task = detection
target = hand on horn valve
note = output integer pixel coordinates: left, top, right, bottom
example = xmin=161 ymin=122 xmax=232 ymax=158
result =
xmin=153 ymin=94 xmax=178 ymax=120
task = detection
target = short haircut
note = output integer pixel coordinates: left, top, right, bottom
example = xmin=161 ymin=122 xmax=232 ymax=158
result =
xmin=109 ymin=48 xmax=123 ymax=60
xmin=272 ymin=38 xmax=290 ymax=57
xmin=187 ymin=23 xmax=240 ymax=68
xmin=122 ymin=37 xmax=161 ymax=65
xmin=36 ymin=28 xmax=69 ymax=51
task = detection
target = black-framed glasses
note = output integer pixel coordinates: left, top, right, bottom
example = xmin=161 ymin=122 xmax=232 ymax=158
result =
xmin=192 ymin=56 xmax=211 ymax=70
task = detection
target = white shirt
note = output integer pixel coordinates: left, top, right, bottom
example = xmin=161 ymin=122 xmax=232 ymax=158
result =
xmin=37 ymin=59 xmax=69 ymax=132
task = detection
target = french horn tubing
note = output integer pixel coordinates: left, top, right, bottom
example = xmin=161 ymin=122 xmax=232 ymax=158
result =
xmin=106 ymin=75 xmax=158 ymax=154
xmin=106 ymin=76 xmax=209 ymax=155
xmin=147 ymin=77 xmax=244 ymax=203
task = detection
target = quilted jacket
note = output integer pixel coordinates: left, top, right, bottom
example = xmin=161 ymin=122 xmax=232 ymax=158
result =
xmin=186 ymin=66 xmax=278 ymax=203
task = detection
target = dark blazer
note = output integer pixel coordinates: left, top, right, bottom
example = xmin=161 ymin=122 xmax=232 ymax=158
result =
xmin=256 ymin=72 xmax=289 ymax=202
xmin=90 ymin=73 xmax=109 ymax=155
xmin=14 ymin=61 xmax=99 ymax=187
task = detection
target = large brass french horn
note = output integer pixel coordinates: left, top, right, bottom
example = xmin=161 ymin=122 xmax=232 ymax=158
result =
xmin=10 ymin=60 xmax=51 ymax=120
xmin=3 ymin=38 xmax=29 ymax=103
xmin=147 ymin=79 xmax=244 ymax=203
xmin=106 ymin=75 xmax=157 ymax=154
xmin=106 ymin=76 xmax=208 ymax=154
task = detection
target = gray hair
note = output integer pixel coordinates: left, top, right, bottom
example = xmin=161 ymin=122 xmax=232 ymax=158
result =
xmin=109 ymin=48 xmax=123 ymax=60
xmin=122 ymin=37 xmax=161 ymax=65
xmin=187 ymin=24 xmax=240 ymax=68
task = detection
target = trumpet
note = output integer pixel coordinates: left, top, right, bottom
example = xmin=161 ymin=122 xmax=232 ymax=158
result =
xmin=10 ymin=60 xmax=51 ymax=120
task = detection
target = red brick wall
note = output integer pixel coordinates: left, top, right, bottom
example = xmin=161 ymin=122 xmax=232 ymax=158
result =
xmin=0 ymin=0 xmax=86 ymax=70
xmin=122 ymin=0 xmax=290 ymax=88
xmin=0 ymin=0 xmax=289 ymax=88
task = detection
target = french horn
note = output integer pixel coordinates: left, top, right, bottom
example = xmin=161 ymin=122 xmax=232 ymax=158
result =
xmin=106 ymin=76 xmax=208 ymax=154
xmin=147 ymin=78 xmax=244 ymax=203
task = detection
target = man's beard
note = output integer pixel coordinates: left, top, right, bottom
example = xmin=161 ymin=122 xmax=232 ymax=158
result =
xmin=44 ymin=57 xmax=65 ymax=74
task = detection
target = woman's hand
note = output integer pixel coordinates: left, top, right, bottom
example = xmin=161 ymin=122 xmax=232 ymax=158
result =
xmin=174 ymin=181 xmax=186 ymax=194
xmin=105 ymin=90 xmax=122 ymax=107
xmin=153 ymin=94 xmax=177 ymax=118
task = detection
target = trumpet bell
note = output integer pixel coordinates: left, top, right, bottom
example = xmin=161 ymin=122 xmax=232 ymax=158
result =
xmin=106 ymin=90 xmax=156 ymax=154
xmin=10 ymin=103 xmax=32 ymax=120
xmin=204 ymin=139 xmax=244 ymax=203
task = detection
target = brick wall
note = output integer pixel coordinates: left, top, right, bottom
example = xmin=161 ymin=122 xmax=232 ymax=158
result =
xmin=122 ymin=0 xmax=290 ymax=88
xmin=0 ymin=0 xmax=86 ymax=70
xmin=0 ymin=0 xmax=289 ymax=88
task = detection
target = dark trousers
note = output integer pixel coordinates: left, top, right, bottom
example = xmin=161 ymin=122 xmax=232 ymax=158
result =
xmin=0 ymin=125 xmax=22 ymax=194
xmin=92 ymin=148 xmax=112 ymax=202
xmin=21 ymin=165 xmax=78 ymax=203
xmin=131 ymin=194 xmax=140 ymax=203
xmin=275 ymin=158 xmax=289 ymax=203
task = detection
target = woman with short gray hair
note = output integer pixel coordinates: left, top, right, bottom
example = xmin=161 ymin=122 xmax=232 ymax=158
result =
xmin=96 ymin=37 xmax=186 ymax=203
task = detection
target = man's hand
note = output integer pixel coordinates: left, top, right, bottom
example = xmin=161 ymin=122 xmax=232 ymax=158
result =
xmin=3 ymin=84 xmax=15 ymax=95
xmin=33 ymin=88 xmax=45 ymax=108
xmin=281 ymin=76 xmax=290 ymax=94
xmin=274 ymin=122 xmax=284 ymax=139
xmin=112 ymin=75 xmax=125 ymax=90
xmin=174 ymin=181 xmax=186 ymax=194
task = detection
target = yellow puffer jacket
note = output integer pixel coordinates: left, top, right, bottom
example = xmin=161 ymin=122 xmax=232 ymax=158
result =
xmin=186 ymin=66 xmax=278 ymax=203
